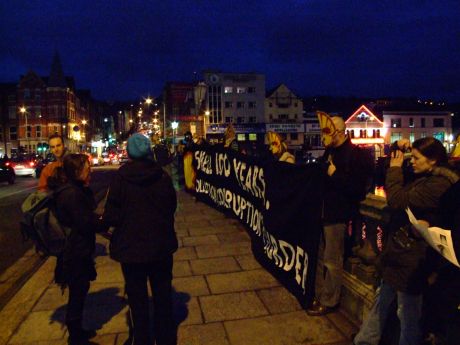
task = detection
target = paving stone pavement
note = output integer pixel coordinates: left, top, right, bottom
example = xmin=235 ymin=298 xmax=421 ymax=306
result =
xmin=0 ymin=190 xmax=357 ymax=345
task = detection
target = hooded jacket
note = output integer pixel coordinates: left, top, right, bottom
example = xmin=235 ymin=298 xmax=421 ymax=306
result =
xmin=104 ymin=159 xmax=178 ymax=263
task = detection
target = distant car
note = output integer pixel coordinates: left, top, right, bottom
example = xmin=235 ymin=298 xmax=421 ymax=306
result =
xmin=109 ymin=153 xmax=120 ymax=165
xmin=119 ymin=154 xmax=129 ymax=164
xmin=0 ymin=161 xmax=15 ymax=184
xmin=90 ymin=155 xmax=104 ymax=166
xmin=9 ymin=156 xmax=38 ymax=177
xmin=34 ymin=157 xmax=53 ymax=179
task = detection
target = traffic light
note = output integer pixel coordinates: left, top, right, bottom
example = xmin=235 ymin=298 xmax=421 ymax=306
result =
xmin=37 ymin=143 xmax=49 ymax=152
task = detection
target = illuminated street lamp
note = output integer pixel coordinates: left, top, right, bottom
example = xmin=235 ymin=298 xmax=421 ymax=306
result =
xmin=19 ymin=106 xmax=30 ymax=153
xmin=204 ymin=110 xmax=210 ymax=139
xmin=171 ymin=121 xmax=179 ymax=146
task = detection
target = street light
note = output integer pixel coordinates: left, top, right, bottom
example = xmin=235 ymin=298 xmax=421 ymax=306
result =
xmin=204 ymin=110 xmax=210 ymax=139
xmin=19 ymin=106 xmax=29 ymax=153
xmin=194 ymin=82 xmax=207 ymax=137
xmin=81 ymin=119 xmax=88 ymax=151
xmin=171 ymin=121 xmax=179 ymax=146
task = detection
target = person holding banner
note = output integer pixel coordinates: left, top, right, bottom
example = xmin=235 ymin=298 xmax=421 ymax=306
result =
xmin=266 ymin=131 xmax=295 ymax=164
xmin=307 ymin=115 xmax=373 ymax=316
xmin=354 ymin=137 xmax=458 ymax=345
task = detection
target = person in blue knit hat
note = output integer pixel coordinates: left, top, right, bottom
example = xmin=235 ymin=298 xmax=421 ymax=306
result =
xmin=127 ymin=133 xmax=153 ymax=159
xmin=103 ymin=132 xmax=178 ymax=345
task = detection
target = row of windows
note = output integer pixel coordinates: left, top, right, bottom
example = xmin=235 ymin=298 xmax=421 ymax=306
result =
xmin=0 ymin=126 xmax=58 ymax=141
xmin=224 ymin=101 xmax=257 ymax=109
xmin=224 ymin=86 xmax=256 ymax=94
xmin=225 ymin=116 xmax=257 ymax=124
xmin=268 ymin=102 xmax=299 ymax=108
xmin=348 ymin=129 xmax=381 ymax=138
xmin=268 ymin=114 xmax=299 ymax=120
xmin=390 ymin=117 xmax=445 ymax=128
xmin=390 ymin=132 xmax=445 ymax=143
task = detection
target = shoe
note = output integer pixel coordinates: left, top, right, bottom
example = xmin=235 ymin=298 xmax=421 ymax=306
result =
xmin=306 ymin=302 xmax=338 ymax=316
xmin=68 ymin=328 xmax=97 ymax=344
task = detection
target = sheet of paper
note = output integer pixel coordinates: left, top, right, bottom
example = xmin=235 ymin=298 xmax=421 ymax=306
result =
xmin=405 ymin=207 xmax=459 ymax=268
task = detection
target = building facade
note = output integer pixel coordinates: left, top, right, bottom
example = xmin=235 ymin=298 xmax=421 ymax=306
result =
xmin=345 ymin=104 xmax=454 ymax=158
xmin=264 ymin=84 xmax=304 ymax=150
xmin=383 ymin=110 xmax=453 ymax=148
xmin=0 ymin=53 xmax=102 ymax=157
xmin=203 ymin=71 xmax=265 ymax=145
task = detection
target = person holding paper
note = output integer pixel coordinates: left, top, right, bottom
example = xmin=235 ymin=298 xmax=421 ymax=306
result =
xmin=421 ymin=176 xmax=460 ymax=345
xmin=354 ymin=137 xmax=458 ymax=345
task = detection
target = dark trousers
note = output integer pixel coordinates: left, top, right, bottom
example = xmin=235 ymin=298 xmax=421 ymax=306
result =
xmin=64 ymin=260 xmax=93 ymax=327
xmin=66 ymin=277 xmax=90 ymax=332
xmin=121 ymin=256 xmax=175 ymax=345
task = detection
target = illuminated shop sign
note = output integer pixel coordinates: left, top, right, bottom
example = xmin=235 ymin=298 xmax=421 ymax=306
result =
xmin=265 ymin=123 xmax=304 ymax=133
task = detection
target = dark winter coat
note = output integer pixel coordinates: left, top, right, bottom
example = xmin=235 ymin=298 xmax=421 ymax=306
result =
xmin=54 ymin=181 xmax=102 ymax=262
xmin=381 ymin=166 xmax=458 ymax=294
xmin=322 ymin=137 xmax=373 ymax=224
xmin=103 ymin=159 xmax=178 ymax=263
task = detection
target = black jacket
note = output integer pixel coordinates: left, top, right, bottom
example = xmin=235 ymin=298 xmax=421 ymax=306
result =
xmin=322 ymin=137 xmax=372 ymax=223
xmin=54 ymin=181 xmax=102 ymax=262
xmin=104 ymin=159 xmax=178 ymax=263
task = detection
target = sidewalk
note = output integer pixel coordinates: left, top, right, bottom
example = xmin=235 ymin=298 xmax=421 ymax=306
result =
xmin=0 ymin=190 xmax=357 ymax=345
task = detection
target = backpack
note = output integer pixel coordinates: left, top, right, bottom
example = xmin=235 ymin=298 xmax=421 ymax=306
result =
xmin=20 ymin=186 xmax=71 ymax=257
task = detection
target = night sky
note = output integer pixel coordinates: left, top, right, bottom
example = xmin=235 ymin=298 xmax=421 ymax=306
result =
xmin=1 ymin=0 xmax=459 ymax=102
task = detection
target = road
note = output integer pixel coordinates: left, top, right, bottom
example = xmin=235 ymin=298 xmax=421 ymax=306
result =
xmin=0 ymin=165 xmax=118 ymax=310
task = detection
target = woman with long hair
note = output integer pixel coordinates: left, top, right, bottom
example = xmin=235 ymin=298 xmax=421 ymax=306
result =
xmin=354 ymin=137 xmax=458 ymax=345
xmin=50 ymin=154 xmax=104 ymax=345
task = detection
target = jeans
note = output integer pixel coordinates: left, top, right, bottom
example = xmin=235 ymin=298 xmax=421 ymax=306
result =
xmin=319 ymin=222 xmax=346 ymax=307
xmin=121 ymin=255 xmax=176 ymax=345
xmin=354 ymin=281 xmax=422 ymax=345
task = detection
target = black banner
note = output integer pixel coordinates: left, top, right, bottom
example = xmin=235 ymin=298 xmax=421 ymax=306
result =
xmin=183 ymin=145 xmax=325 ymax=308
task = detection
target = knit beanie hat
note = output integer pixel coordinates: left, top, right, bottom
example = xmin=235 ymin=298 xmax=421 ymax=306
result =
xmin=127 ymin=133 xmax=152 ymax=159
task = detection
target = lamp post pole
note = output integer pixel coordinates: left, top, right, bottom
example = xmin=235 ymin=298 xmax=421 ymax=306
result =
xmin=163 ymin=102 xmax=166 ymax=140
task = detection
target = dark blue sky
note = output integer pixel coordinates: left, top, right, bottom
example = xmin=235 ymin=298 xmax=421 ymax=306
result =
xmin=1 ymin=0 xmax=459 ymax=102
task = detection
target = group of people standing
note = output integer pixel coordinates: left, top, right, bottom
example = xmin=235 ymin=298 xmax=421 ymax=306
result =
xmin=36 ymin=122 xmax=460 ymax=345
xmin=303 ymin=117 xmax=459 ymax=345
xmin=39 ymin=133 xmax=177 ymax=345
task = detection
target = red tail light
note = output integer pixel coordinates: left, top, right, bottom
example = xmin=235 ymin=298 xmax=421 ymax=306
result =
xmin=5 ymin=162 xmax=11 ymax=166
xmin=29 ymin=162 xmax=35 ymax=167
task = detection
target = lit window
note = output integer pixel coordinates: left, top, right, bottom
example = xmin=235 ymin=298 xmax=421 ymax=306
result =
xmin=391 ymin=119 xmax=401 ymax=128
xmin=391 ymin=132 xmax=402 ymax=142
xmin=249 ymin=133 xmax=257 ymax=141
xmin=224 ymin=87 xmax=233 ymax=94
xmin=237 ymin=87 xmax=246 ymax=94
xmin=410 ymin=132 xmax=415 ymax=143
xmin=237 ymin=133 xmax=246 ymax=141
